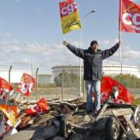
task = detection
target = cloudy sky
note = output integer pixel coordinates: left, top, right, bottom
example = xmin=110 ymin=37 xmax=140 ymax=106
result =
xmin=0 ymin=0 xmax=140 ymax=74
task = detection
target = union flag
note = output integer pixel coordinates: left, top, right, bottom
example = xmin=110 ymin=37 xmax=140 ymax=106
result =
xmin=119 ymin=0 xmax=140 ymax=33
xmin=59 ymin=0 xmax=81 ymax=34
xmin=16 ymin=73 xmax=36 ymax=97
xmin=0 ymin=77 xmax=13 ymax=99
xmin=93 ymin=76 xmax=133 ymax=104
xmin=0 ymin=104 xmax=17 ymax=126
xmin=26 ymin=97 xmax=48 ymax=115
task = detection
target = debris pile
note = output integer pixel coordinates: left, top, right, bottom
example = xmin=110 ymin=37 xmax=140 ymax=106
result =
xmin=0 ymin=97 xmax=140 ymax=140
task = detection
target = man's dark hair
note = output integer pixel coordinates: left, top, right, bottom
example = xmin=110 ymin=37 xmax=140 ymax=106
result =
xmin=90 ymin=40 xmax=98 ymax=47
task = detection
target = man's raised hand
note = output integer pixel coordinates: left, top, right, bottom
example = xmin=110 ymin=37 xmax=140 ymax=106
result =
xmin=63 ymin=41 xmax=68 ymax=46
xmin=118 ymin=40 xmax=121 ymax=46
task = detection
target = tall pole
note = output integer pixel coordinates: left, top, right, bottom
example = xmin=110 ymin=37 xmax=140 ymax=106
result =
xmin=79 ymin=29 xmax=82 ymax=97
xmin=6 ymin=65 xmax=12 ymax=105
xmin=36 ymin=68 xmax=39 ymax=100
xmin=61 ymin=69 xmax=64 ymax=101
xmin=79 ymin=10 xmax=96 ymax=98
xmin=31 ymin=54 xmax=33 ymax=76
xmin=119 ymin=0 xmax=123 ymax=81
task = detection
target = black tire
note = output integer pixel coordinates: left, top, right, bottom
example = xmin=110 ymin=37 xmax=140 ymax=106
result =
xmin=69 ymin=134 xmax=84 ymax=140
xmin=59 ymin=114 xmax=73 ymax=138
xmin=105 ymin=117 xmax=123 ymax=140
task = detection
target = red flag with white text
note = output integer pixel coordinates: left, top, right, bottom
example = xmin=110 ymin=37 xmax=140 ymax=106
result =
xmin=119 ymin=0 xmax=140 ymax=33
xmin=16 ymin=73 xmax=35 ymax=97
xmin=93 ymin=76 xmax=133 ymax=104
xmin=26 ymin=97 xmax=48 ymax=115
xmin=0 ymin=77 xmax=13 ymax=99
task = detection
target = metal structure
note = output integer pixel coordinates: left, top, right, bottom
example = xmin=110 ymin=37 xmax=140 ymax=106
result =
xmin=8 ymin=66 xmax=12 ymax=83
xmin=36 ymin=68 xmax=39 ymax=100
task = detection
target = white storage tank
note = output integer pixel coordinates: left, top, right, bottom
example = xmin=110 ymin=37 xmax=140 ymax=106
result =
xmin=37 ymin=74 xmax=53 ymax=84
xmin=0 ymin=69 xmax=31 ymax=83
xmin=52 ymin=65 xmax=140 ymax=78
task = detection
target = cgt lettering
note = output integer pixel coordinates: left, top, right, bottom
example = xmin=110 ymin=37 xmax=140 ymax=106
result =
xmin=122 ymin=12 xmax=140 ymax=30
xmin=61 ymin=2 xmax=77 ymax=16
xmin=20 ymin=82 xmax=33 ymax=94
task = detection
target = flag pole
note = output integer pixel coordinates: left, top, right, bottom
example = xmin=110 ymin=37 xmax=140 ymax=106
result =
xmin=79 ymin=10 xmax=96 ymax=98
xmin=119 ymin=0 xmax=123 ymax=82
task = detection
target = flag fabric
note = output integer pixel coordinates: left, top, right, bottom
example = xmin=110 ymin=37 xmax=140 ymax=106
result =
xmin=26 ymin=97 xmax=48 ymax=115
xmin=16 ymin=73 xmax=35 ymax=97
xmin=0 ymin=104 xmax=17 ymax=126
xmin=59 ymin=0 xmax=81 ymax=34
xmin=67 ymin=0 xmax=73 ymax=3
xmin=37 ymin=97 xmax=48 ymax=112
xmin=119 ymin=0 xmax=140 ymax=33
xmin=0 ymin=77 xmax=13 ymax=99
xmin=93 ymin=76 xmax=133 ymax=104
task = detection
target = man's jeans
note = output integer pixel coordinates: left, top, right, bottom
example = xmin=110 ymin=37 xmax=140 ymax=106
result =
xmin=85 ymin=80 xmax=101 ymax=111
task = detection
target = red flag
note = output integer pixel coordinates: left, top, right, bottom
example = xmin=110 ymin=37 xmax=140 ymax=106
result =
xmin=26 ymin=97 xmax=48 ymax=115
xmin=0 ymin=104 xmax=17 ymax=126
xmin=93 ymin=76 xmax=133 ymax=104
xmin=16 ymin=73 xmax=35 ymax=97
xmin=0 ymin=77 xmax=13 ymax=99
xmin=67 ymin=0 xmax=74 ymax=3
xmin=119 ymin=0 xmax=140 ymax=33
xmin=37 ymin=97 xmax=48 ymax=112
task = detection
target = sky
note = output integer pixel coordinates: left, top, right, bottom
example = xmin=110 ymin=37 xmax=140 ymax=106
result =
xmin=0 ymin=0 xmax=140 ymax=75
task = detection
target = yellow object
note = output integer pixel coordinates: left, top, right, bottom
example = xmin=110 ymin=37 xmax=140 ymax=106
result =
xmin=61 ymin=11 xmax=81 ymax=34
xmin=60 ymin=1 xmax=81 ymax=34
xmin=0 ymin=104 xmax=17 ymax=126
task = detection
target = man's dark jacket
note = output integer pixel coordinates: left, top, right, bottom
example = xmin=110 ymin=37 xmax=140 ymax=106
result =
xmin=66 ymin=43 xmax=119 ymax=81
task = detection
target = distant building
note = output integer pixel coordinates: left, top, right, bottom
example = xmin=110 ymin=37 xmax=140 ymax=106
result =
xmin=0 ymin=69 xmax=31 ymax=83
xmin=52 ymin=65 xmax=140 ymax=78
xmin=38 ymin=74 xmax=53 ymax=84
xmin=0 ymin=69 xmax=54 ymax=84
xmin=103 ymin=65 xmax=140 ymax=77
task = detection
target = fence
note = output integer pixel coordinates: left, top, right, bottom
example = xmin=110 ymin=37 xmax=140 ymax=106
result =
xmin=7 ymin=66 xmax=140 ymax=102
xmin=9 ymin=68 xmax=82 ymax=101
xmin=33 ymin=69 xmax=82 ymax=101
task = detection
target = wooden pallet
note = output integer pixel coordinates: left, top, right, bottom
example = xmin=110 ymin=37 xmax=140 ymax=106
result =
xmin=95 ymin=103 xmax=108 ymax=121
xmin=112 ymin=108 xmax=140 ymax=140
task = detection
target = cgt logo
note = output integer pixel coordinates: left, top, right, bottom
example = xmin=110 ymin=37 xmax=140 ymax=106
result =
xmin=122 ymin=12 xmax=140 ymax=30
xmin=19 ymin=82 xmax=33 ymax=94
xmin=61 ymin=2 xmax=77 ymax=16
